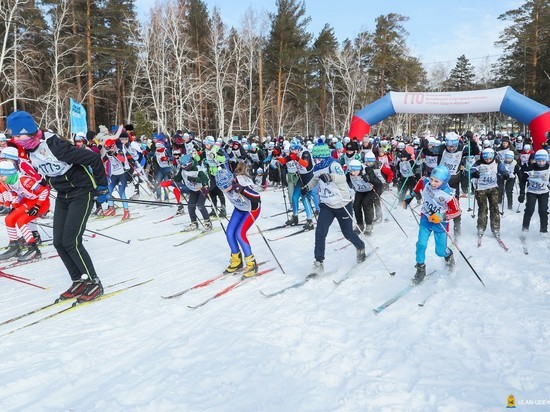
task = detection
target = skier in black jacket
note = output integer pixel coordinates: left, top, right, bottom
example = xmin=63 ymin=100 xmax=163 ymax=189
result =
xmin=7 ymin=111 xmax=109 ymax=302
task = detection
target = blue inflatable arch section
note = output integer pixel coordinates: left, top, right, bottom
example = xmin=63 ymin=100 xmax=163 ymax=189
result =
xmin=348 ymin=86 xmax=550 ymax=149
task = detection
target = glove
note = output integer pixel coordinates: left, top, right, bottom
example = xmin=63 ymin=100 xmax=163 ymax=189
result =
xmin=27 ymin=204 xmax=41 ymax=216
xmin=301 ymin=186 xmax=309 ymax=196
xmin=518 ymin=194 xmax=525 ymax=203
xmin=319 ymin=173 xmax=332 ymax=183
xmin=402 ymin=194 xmax=414 ymax=209
xmin=233 ymin=181 xmax=244 ymax=193
xmin=428 ymin=213 xmax=444 ymax=224
xmin=289 ymin=153 xmax=298 ymax=161
xmin=96 ymin=185 xmax=110 ymax=203
xmin=200 ymin=186 xmax=209 ymax=197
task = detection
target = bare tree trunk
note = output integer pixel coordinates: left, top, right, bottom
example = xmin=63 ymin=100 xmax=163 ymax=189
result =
xmin=71 ymin=12 xmax=82 ymax=96
xmin=86 ymin=0 xmax=96 ymax=131
xmin=258 ymin=48 xmax=264 ymax=143
xmin=116 ymin=60 xmax=124 ymax=124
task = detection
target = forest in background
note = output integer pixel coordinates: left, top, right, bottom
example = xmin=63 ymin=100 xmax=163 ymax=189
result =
xmin=0 ymin=0 xmax=548 ymax=140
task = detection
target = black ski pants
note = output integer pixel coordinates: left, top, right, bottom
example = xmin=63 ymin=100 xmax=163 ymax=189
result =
xmin=53 ymin=192 xmax=99 ymax=282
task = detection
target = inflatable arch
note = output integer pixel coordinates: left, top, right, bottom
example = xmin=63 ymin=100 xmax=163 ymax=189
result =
xmin=348 ymin=86 xmax=550 ymax=150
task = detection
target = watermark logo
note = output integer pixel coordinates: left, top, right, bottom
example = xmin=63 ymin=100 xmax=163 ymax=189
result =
xmin=507 ymin=394 xmax=516 ymax=408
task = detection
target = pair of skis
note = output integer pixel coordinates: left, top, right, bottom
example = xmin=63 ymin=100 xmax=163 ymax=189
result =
xmin=1 ymin=278 xmax=153 ymax=334
xmin=477 ymin=234 xmax=509 ymax=251
xmin=162 ymin=261 xmax=276 ymax=308
xmin=373 ymin=270 xmax=439 ymax=315
xmin=260 ymin=247 xmax=379 ymax=298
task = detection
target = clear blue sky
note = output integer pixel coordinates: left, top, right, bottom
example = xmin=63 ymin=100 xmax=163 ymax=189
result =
xmin=136 ymin=0 xmax=523 ymax=68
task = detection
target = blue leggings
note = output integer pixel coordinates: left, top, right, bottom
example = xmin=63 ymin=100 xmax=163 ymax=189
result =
xmin=415 ymin=215 xmax=451 ymax=264
xmin=292 ymin=180 xmax=313 ymax=219
xmin=108 ymin=173 xmax=128 ymax=209
xmin=226 ymin=207 xmax=260 ymax=257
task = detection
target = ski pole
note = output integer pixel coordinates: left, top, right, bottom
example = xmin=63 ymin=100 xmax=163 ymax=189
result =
xmin=385 ymin=148 xmax=424 ymax=218
xmin=0 ymin=271 xmax=48 ymax=290
xmin=467 ymin=139 xmax=472 ymax=211
xmin=374 ymin=191 xmax=408 ymax=237
xmin=438 ymin=222 xmax=486 ymax=288
xmin=336 ymin=191 xmax=396 ymax=277
xmin=278 ymin=164 xmax=290 ymax=222
xmin=109 ymin=197 xmax=187 ymax=207
xmin=471 ymin=191 xmax=477 ymax=218
xmin=238 ymin=194 xmax=286 ymax=275
xmin=206 ymin=193 xmax=227 ymax=235
xmin=36 ymin=222 xmax=131 ymax=244
xmin=500 ymin=184 xmax=506 ymax=216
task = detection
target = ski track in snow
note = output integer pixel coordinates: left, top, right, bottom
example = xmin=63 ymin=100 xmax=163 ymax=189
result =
xmin=0 ymin=187 xmax=549 ymax=411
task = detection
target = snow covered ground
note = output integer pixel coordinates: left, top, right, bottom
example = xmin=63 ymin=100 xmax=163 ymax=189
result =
xmin=0 ymin=186 xmax=549 ymax=411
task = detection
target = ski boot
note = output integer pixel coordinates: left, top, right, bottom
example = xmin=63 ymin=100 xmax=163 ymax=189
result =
xmin=60 ymin=279 xmax=87 ymax=300
xmin=224 ymin=252 xmax=243 ymax=274
xmin=285 ymin=215 xmax=298 ymax=226
xmin=356 ymin=247 xmax=366 ymax=263
xmin=17 ymin=242 xmax=41 ymax=262
xmin=309 ymin=260 xmax=324 ymax=278
xmin=203 ymin=220 xmax=213 ymax=232
xmin=77 ymin=278 xmax=104 ymax=302
xmin=445 ymin=250 xmax=455 ymax=269
xmin=176 ymin=204 xmax=186 ymax=215
xmin=218 ymin=206 xmax=227 ymax=219
xmin=303 ymin=219 xmax=314 ymax=231
xmin=32 ymin=230 xmax=42 ymax=245
xmin=184 ymin=221 xmax=199 ymax=232
xmin=104 ymin=206 xmax=116 ymax=217
xmin=121 ymin=209 xmax=130 ymax=221
xmin=242 ymin=254 xmax=258 ymax=278
xmin=0 ymin=241 xmax=21 ymax=260
xmin=413 ymin=263 xmax=426 ymax=284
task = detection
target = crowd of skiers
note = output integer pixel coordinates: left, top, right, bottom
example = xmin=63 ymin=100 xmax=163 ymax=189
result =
xmin=1 ymin=110 xmax=549 ymax=297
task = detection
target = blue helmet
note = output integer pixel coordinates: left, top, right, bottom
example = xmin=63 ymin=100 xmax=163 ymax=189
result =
xmin=215 ymin=168 xmax=234 ymax=190
xmin=290 ymin=139 xmax=302 ymax=151
xmin=430 ymin=165 xmax=450 ymax=184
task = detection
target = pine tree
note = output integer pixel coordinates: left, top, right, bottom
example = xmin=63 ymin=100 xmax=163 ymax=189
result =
xmin=369 ymin=13 xmax=409 ymax=98
xmin=264 ymin=0 xmax=311 ymax=136
xmin=447 ymin=54 xmax=476 ymax=91
xmin=311 ymin=24 xmax=338 ymax=135
xmin=495 ymin=0 xmax=550 ymax=104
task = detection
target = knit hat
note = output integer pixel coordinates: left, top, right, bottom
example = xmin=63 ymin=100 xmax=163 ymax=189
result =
xmin=215 ymin=168 xmax=234 ymax=190
xmin=7 ymin=111 xmax=38 ymax=136
xmin=153 ymin=132 xmax=166 ymax=142
xmin=0 ymin=146 xmax=19 ymax=161
xmin=0 ymin=160 xmax=17 ymax=176
xmin=311 ymin=143 xmax=331 ymax=159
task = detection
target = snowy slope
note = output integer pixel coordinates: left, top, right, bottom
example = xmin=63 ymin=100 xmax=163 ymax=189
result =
xmin=0 ymin=186 xmax=549 ymax=412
